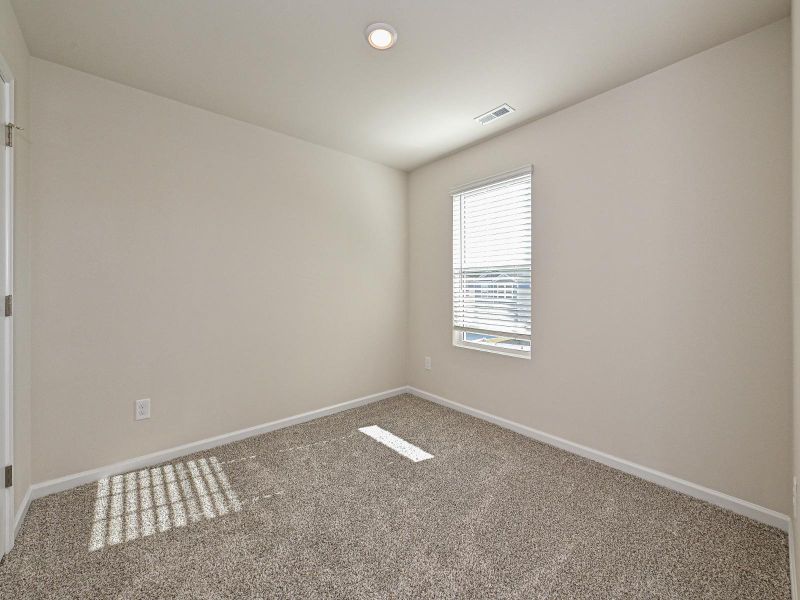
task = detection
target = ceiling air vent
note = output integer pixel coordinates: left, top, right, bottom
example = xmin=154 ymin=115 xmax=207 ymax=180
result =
xmin=475 ymin=104 xmax=515 ymax=125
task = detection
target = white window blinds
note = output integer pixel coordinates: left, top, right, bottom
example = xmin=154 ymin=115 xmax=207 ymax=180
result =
xmin=452 ymin=167 xmax=532 ymax=349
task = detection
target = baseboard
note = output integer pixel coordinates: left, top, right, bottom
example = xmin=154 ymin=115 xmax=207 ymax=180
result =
xmin=29 ymin=386 xmax=406 ymax=502
xmin=20 ymin=384 xmax=793 ymax=537
xmin=408 ymin=386 xmax=791 ymax=532
xmin=12 ymin=485 xmax=32 ymax=548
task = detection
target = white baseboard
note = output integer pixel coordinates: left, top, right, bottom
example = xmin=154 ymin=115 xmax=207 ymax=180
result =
xmin=28 ymin=386 xmax=406 ymax=503
xmin=13 ymin=485 xmax=31 ymax=545
xmin=17 ymin=384 xmax=793 ymax=541
xmin=408 ymin=386 xmax=791 ymax=532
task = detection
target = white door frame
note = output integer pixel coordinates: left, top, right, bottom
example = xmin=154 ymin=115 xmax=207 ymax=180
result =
xmin=0 ymin=51 xmax=15 ymax=557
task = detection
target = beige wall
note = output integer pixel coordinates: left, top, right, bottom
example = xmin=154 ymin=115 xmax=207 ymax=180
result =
xmin=408 ymin=20 xmax=792 ymax=513
xmin=0 ymin=0 xmax=32 ymax=518
xmin=29 ymin=58 xmax=407 ymax=483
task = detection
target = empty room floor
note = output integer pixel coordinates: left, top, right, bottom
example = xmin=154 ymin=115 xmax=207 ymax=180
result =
xmin=0 ymin=394 xmax=790 ymax=599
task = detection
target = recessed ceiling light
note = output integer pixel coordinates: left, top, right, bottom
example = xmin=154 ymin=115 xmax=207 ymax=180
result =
xmin=365 ymin=23 xmax=397 ymax=50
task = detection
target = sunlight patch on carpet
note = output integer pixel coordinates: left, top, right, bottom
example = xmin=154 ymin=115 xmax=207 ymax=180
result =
xmin=358 ymin=425 xmax=433 ymax=462
xmin=88 ymin=456 xmax=242 ymax=551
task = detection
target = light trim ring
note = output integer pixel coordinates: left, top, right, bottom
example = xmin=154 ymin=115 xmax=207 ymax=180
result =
xmin=365 ymin=23 xmax=398 ymax=50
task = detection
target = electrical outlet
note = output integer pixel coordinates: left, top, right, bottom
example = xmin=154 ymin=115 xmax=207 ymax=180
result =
xmin=794 ymin=476 xmax=797 ymax=519
xmin=135 ymin=398 xmax=151 ymax=421
xmin=424 ymin=356 xmax=432 ymax=370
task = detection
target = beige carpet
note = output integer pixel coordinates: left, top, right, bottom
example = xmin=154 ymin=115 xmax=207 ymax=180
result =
xmin=0 ymin=394 xmax=790 ymax=599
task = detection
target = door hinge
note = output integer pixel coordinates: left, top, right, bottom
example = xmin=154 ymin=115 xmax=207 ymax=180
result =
xmin=4 ymin=465 xmax=11 ymax=488
xmin=4 ymin=295 xmax=10 ymax=317
xmin=4 ymin=123 xmax=22 ymax=147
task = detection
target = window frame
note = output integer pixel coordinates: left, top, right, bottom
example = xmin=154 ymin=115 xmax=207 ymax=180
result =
xmin=451 ymin=165 xmax=533 ymax=360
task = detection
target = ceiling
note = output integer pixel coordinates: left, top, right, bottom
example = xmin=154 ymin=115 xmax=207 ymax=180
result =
xmin=11 ymin=0 xmax=789 ymax=171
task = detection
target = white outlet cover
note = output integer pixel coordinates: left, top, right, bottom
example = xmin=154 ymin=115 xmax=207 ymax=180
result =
xmin=135 ymin=398 xmax=151 ymax=421
xmin=424 ymin=356 xmax=432 ymax=370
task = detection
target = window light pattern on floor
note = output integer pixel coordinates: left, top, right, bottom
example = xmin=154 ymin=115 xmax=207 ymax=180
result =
xmin=358 ymin=425 xmax=433 ymax=462
xmin=88 ymin=457 xmax=242 ymax=552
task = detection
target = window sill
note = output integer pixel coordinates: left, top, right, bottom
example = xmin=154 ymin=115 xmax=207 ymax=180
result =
xmin=453 ymin=339 xmax=531 ymax=360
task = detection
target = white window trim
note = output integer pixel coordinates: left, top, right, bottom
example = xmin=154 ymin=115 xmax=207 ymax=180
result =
xmin=449 ymin=165 xmax=533 ymax=196
xmin=452 ymin=165 xmax=533 ymax=360
xmin=452 ymin=330 xmax=532 ymax=359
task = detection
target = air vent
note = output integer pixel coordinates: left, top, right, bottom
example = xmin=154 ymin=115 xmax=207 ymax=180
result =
xmin=474 ymin=104 xmax=515 ymax=125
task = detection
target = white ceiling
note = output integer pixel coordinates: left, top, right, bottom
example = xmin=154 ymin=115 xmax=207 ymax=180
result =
xmin=11 ymin=0 xmax=789 ymax=171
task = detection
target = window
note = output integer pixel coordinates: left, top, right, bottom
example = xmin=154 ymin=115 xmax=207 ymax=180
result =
xmin=452 ymin=166 xmax=532 ymax=358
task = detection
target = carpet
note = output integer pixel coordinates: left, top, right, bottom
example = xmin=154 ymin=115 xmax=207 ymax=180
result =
xmin=0 ymin=394 xmax=790 ymax=599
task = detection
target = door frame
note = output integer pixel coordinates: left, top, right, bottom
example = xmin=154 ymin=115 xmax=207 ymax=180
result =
xmin=0 ymin=50 xmax=15 ymax=557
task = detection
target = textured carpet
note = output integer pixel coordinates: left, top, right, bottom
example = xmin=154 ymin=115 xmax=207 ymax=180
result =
xmin=0 ymin=394 xmax=790 ymax=599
